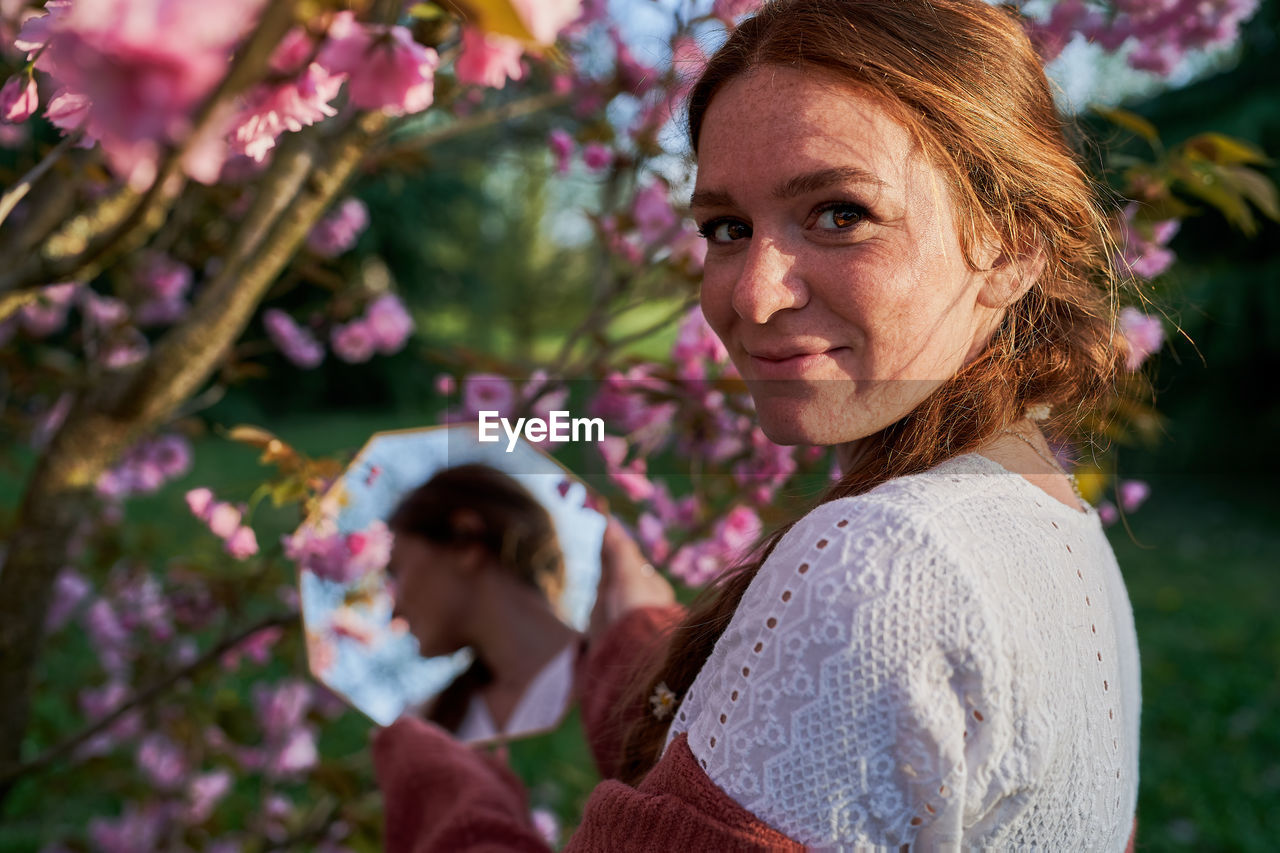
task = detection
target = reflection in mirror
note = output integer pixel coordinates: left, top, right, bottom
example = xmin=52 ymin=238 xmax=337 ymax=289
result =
xmin=289 ymin=425 xmax=606 ymax=742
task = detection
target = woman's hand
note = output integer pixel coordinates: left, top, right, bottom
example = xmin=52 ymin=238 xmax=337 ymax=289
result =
xmin=588 ymin=518 xmax=675 ymax=643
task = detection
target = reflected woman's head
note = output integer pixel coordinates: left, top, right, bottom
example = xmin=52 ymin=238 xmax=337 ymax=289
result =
xmin=387 ymin=464 xmax=565 ymax=657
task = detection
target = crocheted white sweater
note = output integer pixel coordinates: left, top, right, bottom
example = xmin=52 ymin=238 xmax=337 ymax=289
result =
xmin=665 ymin=453 xmax=1141 ymax=851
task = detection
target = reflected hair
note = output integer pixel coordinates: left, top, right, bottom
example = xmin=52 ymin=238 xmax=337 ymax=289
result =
xmin=613 ymin=0 xmax=1144 ymax=784
xmin=389 ymin=463 xmax=566 ymax=732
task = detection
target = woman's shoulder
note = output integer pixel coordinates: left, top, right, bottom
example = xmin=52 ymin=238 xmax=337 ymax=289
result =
xmin=775 ymin=452 xmax=1098 ymax=567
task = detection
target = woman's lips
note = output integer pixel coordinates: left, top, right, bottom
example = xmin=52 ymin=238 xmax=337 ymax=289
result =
xmin=747 ymin=347 xmax=848 ymax=379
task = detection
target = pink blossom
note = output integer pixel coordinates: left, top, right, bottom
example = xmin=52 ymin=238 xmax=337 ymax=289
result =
xmin=344 ymin=519 xmax=392 ymax=578
xmin=46 ymin=567 xmax=91 ymax=633
xmin=116 ymin=573 xmax=173 ymax=642
xmin=1118 ymin=479 xmax=1151 ymax=513
xmin=88 ymin=803 xmax=167 ymax=853
xmin=582 ymin=142 xmax=612 ymax=171
xmin=100 ymin=328 xmax=150 ymax=369
xmin=435 ymin=373 xmax=457 ymax=395
xmin=135 ymin=252 xmax=193 ymax=326
xmin=610 ymin=28 xmax=658 ymax=97
xmin=85 ymin=599 xmax=131 ymax=674
xmin=19 ymin=282 xmax=79 ymax=337
xmin=548 ymin=128 xmax=574 ymax=174
xmin=636 ymin=512 xmax=669 ymax=563
xmin=463 ymin=373 xmax=516 ymax=418
xmin=185 ymin=487 xmax=215 ymax=520
xmin=331 ymin=319 xmax=376 ymax=363
xmin=456 ymin=27 xmax=526 ymax=89
xmin=632 ymin=180 xmax=678 ymax=244
xmin=307 ymin=197 xmax=369 ymax=257
xmin=1118 ymin=204 xmax=1180 ymax=279
xmin=0 ymin=74 xmax=37 ymax=123
xmin=232 ymin=28 xmax=344 ymax=161
xmin=364 ymin=293 xmax=414 ymax=354
xmin=1098 ymin=501 xmax=1119 ymax=526
xmin=532 ymin=809 xmax=560 ymax=847
xmin=225 ymin=525 xmax=259 ymax=559
xmin=263 ymin=308 xmax=325 ymax=369
xmin=734 ymin=429 xmax=798 ymax=504
xmin=186 ymin=769 xmax=232 ymax=824
xmin=136 ymin=732 xmax=187 ymax=789
xmin=672 ymin=305 xmax=729 ymax=379
xmin=510 ymin=0 xmax=583 ymax=44
xmin=35 ymin=0 xmax=267 ymax=189
xmin=254 ymin=679 xmax=312 ymax=739
xmin=207 ymin=502 xmax=242 ymax=539
xmin=714 ymin=505 xmax=762 ymax=561
xmin=598 ymin=435 xmax=655 ymax=501
xmin=712 ymin=0 xmax=762 ymax=26
xmin=284 ymin=525 xmax=365 ymax=583
xmin=668 ymin=541 xmax=721 ymax=587
xmin=81 ymin=291 xmax=128 ymax=327
xmin=319 ymin=12 xmax=439 ymax=116
xmin=97 ymin=434 xmax=191 ymax=502
xmin=1119 ymin=307 xmax=1164 ymax=370
xmin=222 ymin=625 xmax=283 ymax=671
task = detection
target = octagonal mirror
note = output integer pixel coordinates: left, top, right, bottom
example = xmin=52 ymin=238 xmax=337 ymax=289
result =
xmin=290 ymin=424 xmax=606 ymax=743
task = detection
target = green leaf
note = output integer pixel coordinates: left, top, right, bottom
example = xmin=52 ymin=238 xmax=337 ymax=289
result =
xmin=1172 ymin=160 xmax=1258 ymax=236
xmin=1221 ymin=164 xmax=1280 ymax=223
xmin=1092 ymin=105 xmax=1161 ymax=147
xmin=1183 ymin=133 xmax=1272 ymax=167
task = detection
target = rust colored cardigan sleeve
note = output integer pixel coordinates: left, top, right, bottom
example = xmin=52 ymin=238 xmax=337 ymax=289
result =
xmin=575 ymin=603 xmax=686 ymax=779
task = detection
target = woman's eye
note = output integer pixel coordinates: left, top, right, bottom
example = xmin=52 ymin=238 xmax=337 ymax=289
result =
xmin=815 ymin=204 xmax=866 ymax=230
xmin=697 ymin=219 xmax=750 ymax=244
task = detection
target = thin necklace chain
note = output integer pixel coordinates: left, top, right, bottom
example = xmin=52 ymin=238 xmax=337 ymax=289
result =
xmin=1000 ymin=427 xmax=1086 ymax=505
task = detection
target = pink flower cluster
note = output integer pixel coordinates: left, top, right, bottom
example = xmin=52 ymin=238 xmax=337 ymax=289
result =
xmin=18 ymin=0 xmax=267 ymax=189
xmin=263 ymin=309 xmax=324 ymax=369
xmin=96 ymin=433 xmax=193 ymax=501
xmin=307 ymin=197 xmax=370 ymax=258
xmin=456 ymin=27 xmax=526 ymax=89
xmin=1117 ymin=205 xmax=1180 ymax=280
xmin=319 ymin=12 xmax=439 ymax=117
xmin=134 ymin=252 xmax=193 ymax=326
xmin=548 ymin=127 xmax=613 ymax=174
xmin=9 ymin=3 xmax=450 ymax=188
xmin=1119 ymin=306 xmax=1164 ymax=370
xmin=1027 ymin=0 xmax=1260 ymax=75
xmin=185 ymin=487 xmax=259 ymax=559
xmin=669 ymin=505 xmax=762 ymax=587
xmin=603 ymin=180 xmax=706 ymax=271
xmin=1098 ymin=479 xmax=1152 ymax=526
xmin=230 ymin=27 xmax=344 ymax=162
xmin=330 ymin=292 xmax=414 ymax=363
xmin=283 ymin=518 xmax=392 ymax=584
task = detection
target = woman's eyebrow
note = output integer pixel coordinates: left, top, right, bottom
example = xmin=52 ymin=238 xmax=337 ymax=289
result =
xmin=689 ymin=166 xmax=888 ymax=209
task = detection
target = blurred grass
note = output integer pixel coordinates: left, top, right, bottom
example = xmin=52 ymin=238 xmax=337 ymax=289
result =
xmin=4 ymin=413 xmax=1278 ymax=849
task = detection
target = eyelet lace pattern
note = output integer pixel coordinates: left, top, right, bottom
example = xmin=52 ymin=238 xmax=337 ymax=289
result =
xmin=665 ymin=453 xmax=1140 ymax=851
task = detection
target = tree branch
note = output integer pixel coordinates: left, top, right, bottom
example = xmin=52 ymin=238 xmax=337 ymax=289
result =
xmin=0 ymin=612 xmax=298 ymax=790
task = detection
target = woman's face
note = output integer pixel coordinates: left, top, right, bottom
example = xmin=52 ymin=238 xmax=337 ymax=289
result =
xmin=388 ymin=533 xmax=471 ymax=658
xmin=693 ymin=66 xmax=1009 ymax=447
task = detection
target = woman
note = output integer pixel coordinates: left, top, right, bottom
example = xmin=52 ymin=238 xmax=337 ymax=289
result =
xmin=373 ymin=0 xmax=1142 ymax=848
xmin=387 ymin=463 xmax=581 ymax=743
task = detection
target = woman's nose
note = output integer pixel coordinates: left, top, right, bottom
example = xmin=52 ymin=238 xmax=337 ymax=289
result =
xmin=731 ymin=235 xmax=808 ymax=324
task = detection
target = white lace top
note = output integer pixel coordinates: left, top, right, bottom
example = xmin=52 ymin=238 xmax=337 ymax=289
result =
xmin=665 ymin=453 xmax=1141 ymax=851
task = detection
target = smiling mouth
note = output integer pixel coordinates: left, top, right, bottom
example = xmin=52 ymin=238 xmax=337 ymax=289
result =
xmin=746 ymin=346 xmax=849 ymax=378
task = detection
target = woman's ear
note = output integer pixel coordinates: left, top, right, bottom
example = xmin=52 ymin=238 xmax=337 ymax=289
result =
xmin=977 ymin=236 xmax=1047 ymax=309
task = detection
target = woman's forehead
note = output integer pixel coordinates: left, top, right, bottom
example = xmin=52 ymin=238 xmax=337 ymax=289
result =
xmin=694 ymin=67 xmax=920 ymax=188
